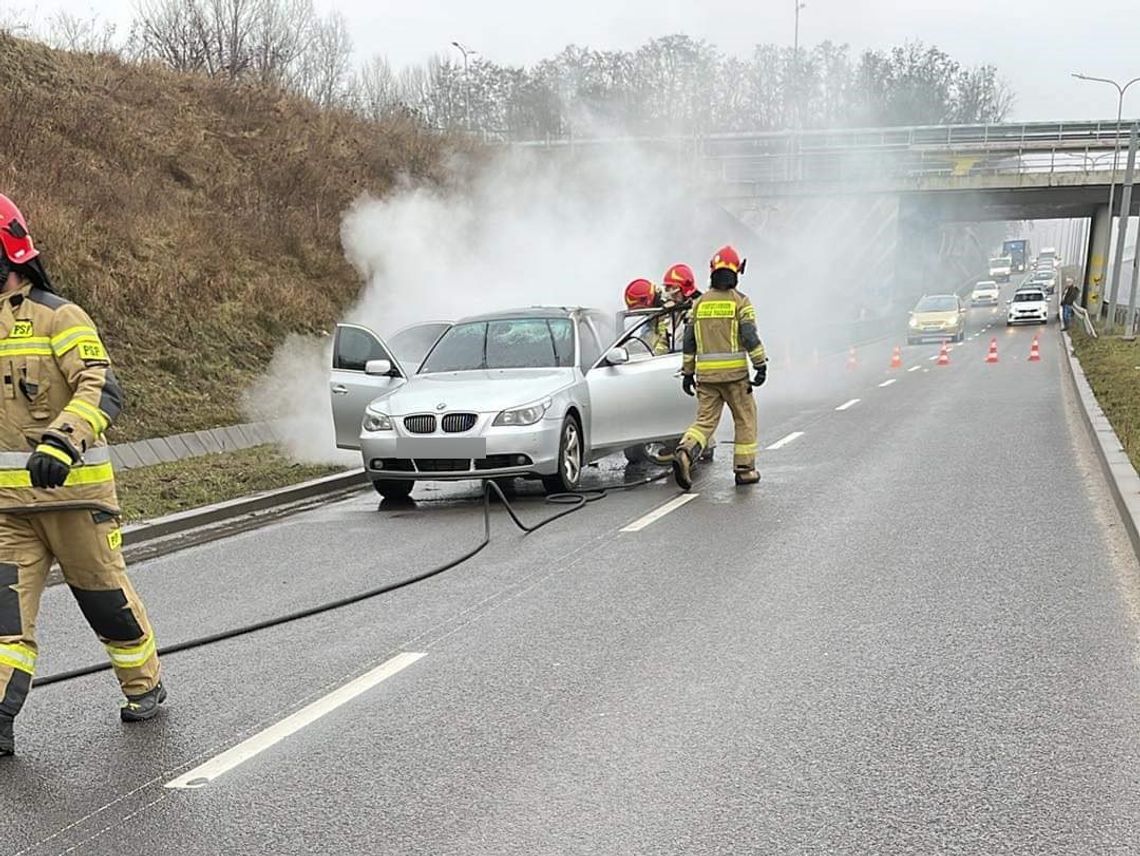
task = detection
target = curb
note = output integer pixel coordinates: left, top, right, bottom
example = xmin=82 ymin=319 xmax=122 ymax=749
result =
xmin=1060 ymin=331 xmax=1140 ymax=559
xmin=47 ymin=469 xmax=370 ymax=584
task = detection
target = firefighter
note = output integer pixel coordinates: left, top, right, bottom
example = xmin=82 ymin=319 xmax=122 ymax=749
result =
xmin=0 ymin=195 xmax=165 ymax=758
xmin=673 ymin=245 xmax=768 ymax=490
xmin=662 ymin=262 xmax=701 ymax=309
xmin=661 ymin=263 xmax=715 ymax=462
xmin=623 ymin=278 xmax=670 ymax=355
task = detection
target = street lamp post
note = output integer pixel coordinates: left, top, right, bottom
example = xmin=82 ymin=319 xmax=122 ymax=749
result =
xmin=451 ymin=41 xmax=477 ymax=132
xmin=791 ymin=1 xmax=807 ymax=129
xmin=1072 ymin=72 xmax=1140 ymax=324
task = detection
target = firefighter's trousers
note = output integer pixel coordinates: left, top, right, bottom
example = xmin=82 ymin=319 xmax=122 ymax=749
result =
xmin=678 ymin=379 xmax=758 ymax=471
xmin=0 ymin=510 xmax=161 ymax=718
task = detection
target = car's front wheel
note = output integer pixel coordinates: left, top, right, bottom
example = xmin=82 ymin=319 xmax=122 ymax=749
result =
xmin=372 ymin=479 xmax=414 ymax=500
xmin=542 ymin=414 xmax=583 ymax=494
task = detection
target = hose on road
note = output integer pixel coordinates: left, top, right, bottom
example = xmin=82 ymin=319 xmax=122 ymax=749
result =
xmin=32 ymin=469 xmax=672 ymax=689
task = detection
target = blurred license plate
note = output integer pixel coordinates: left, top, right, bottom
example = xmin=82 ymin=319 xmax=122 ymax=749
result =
xmin=396 ymin=438 xmax=486 ymax=457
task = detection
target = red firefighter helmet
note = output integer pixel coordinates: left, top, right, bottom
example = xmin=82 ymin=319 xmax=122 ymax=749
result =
xmin=662 ymin=263 xmax=697 ymax=299
xmin=0 ymin=195 xmax=38 ymax=266
xmin=709 ymin=245 xmax=745 ymax=275
xmin=624 ymin=278 xmax=658 ymax=309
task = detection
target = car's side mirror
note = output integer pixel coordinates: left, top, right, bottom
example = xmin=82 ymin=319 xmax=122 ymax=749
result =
xmin=605 ymin=347 xmax=630 ymax=366
xmin=365 ymin=359 xmax=394 ymax=376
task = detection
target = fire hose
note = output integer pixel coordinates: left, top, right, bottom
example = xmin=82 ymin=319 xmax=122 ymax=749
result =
xmin=31 ymin=469 xmax=672 ymax=689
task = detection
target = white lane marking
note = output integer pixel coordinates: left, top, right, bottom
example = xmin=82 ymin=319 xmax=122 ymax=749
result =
xmin=908 ymin=365 xmax=922 ymax=373
xmin=766 ymin=431 xmax=805 ymax=450
xmin=878 ymin=378 xmax=897 ymax=388
xmin=620 ymin=493 xmax=699 ymax=532
xmin=165 ymin=652 xmax=427 ymax=789
xmin=928 ymin=355 xmax=939 ymax=361
xmin=835 ymin=398 xmax=861 ymax=411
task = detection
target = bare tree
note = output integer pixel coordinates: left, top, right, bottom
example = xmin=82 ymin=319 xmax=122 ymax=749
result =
xmin=44 ymin=11 xmax=119 ymax=54
xmin=289 ymin=10 xmax=352 ymax=107
xmin=352 ymin=54 xmax=401 ymax=121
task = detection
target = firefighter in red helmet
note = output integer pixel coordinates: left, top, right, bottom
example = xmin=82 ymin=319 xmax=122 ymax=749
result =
xmin=661 ymin=263 xmax=700 ymax=306
xmin=623 ymin=278 xmax=671 ymax=355
xmin=673 ymin=244 xmax=767 ymax=490
xmin=0 ymin=194 xmax=165 ymax=758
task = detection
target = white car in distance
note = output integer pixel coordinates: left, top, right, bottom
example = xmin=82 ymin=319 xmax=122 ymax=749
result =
xmin=1007 ymin=288 xmax=1049 ymax=326
xmin=970 ymin=280 xmax=1001 ymax=306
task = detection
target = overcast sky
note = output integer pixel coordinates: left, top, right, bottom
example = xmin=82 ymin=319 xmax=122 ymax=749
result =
xmin=30 ymin=0 xmax=1140 ymax=122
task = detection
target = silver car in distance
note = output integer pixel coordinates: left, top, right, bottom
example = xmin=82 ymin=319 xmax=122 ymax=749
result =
xmin=329 ymin=307 xmax=694 ymax=499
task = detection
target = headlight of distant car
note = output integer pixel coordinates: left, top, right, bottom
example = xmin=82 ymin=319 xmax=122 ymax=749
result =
xmin=362 ymin=410 xmax=393 ymax=432
xmin=908 ymin=316 xmax=918 ymax=328
xmin=493 ymin=399 xmax=552 ymax=427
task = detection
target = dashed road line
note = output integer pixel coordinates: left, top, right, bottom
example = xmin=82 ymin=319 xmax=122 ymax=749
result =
xmin=907 ymin=365 xmax=922 ymax=373
xmin=766 ymin=431 xmax=805 ymax=451
xmin=620 ymin=493 xmax=699 ymax=532
xmin=835 ymin=398 xmax=861 ymax=411
xmin=878 ymin=379 xmax=898 ymax=388
xmin=165 ymin=652 xmax=427 ymax=789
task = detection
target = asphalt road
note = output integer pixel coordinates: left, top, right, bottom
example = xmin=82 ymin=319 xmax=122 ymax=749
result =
xmin=6 ymin=278 xmax=1140 ymax=855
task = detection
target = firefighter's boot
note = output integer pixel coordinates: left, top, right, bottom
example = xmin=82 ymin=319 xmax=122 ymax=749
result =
xmin=672 ymin=445 xmax=699 ymax=491
xmin=120 ymin=682 xmax=168 ymax=723
xmin=734 ymin=466 xmax=761 ymax=486
xmin=0 ymin=714 xmax=13 ymax=756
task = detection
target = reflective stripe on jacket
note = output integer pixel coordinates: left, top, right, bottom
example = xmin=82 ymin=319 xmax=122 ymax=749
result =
xmin=681 ymin=288 xmax=767 ymax=382
xmin=0 ymin=284 xmax=122 ymax=513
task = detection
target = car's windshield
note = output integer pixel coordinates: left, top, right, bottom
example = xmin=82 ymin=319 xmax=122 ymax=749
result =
xmin=989 ymin=258 xmax=1009 ymax=266
xmin=974 ymin=283 xmax=997 ymax=290
xmin=1014 ymin=291 xmax=1044 ymax=302
xmin=420 ymin=318 xmax=575 ymax=372
xmin=915 ymin=296 xmax=957 ymax=312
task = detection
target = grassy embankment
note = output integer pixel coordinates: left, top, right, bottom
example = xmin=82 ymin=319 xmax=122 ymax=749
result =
xmin=0 ymin=35 xmax=459 ymax=517
xmin=1070 ymin=329 xmax=1140 ymax=473
xmin=115 ymin=447 xmax=341 ymax=522
xmin=0 ymin=34 xmax=453 ymax=441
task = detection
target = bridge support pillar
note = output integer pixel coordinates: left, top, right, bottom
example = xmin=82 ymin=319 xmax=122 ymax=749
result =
xmin=1084 ymin=203 xmax=1111 ymax=310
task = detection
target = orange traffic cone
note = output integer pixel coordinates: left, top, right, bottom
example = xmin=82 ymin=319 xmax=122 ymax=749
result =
xmin=890 ymin=345 xmax=902 ymax=370
xmin=985 ymin=338 xmax=999 ymax=364
xmin=936 ymin=342 xmax=950 ymax=366
xmin=846 ymin=347 xmax=858 ymax=371
xmin=1028 ymin=337 xmax=1041 ymax=362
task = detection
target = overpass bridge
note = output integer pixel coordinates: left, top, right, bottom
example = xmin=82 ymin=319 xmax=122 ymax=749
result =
xmin=518 ymin=120 xmax=1140 ymax=311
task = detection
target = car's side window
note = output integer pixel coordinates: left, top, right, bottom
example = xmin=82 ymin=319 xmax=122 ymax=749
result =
xmin=578 ymin=320 xmax=603 ymax=369
xmin=334 ymin=326 xmax=391 ymax=372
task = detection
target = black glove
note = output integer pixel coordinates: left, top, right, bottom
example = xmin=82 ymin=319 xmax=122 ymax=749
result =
xmin=752 ymin=364 xmax=768 ymax=388
xmin=27 ymin=436 xmax=76 ymax=489
xmin=682 ymin=374 xmax=696 ymax=396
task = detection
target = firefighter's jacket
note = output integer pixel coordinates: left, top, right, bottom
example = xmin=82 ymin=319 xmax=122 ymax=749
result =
xmin=0 ymin=284 xmax=122 ymax=514
xmin=681 ymin=287 xmax=767 ymax=382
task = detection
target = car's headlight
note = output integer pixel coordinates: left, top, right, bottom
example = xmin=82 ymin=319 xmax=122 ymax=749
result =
xmin=363 ymin=410 xmax=393 ymax=432
xmin=493 ymin=398 xmax=551 ymax=427
xmin=908 ymin=317 xmax=918 ymax=328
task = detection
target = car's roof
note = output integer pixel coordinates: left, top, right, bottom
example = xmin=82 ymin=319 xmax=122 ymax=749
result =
xmin=916 ymin=293 xmax=958 ymax=301
xmin=455 ymin=306 xmax=586 ymax=323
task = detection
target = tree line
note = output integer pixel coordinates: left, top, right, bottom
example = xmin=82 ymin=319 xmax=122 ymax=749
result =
xmin=25 ymin=1 xmax=1014 ymax=136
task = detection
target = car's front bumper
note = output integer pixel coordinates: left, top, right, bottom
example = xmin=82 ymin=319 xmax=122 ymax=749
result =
xmin=909 ymin=327 xmax=962 ymax=340
xmin=971 ymin=297 xmax=999 ymax=306
xmin=1008 ymin=311 xmax=1048 ymax=324
xmin=360 ymin=416 xmax=564 ymax=481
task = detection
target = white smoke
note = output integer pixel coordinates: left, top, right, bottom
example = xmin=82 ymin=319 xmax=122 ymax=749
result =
xmin=246 ymin=145 xmax=712 ymax=463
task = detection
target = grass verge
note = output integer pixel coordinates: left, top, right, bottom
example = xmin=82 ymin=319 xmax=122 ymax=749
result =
xmin=1070 ymin=329 xmax=1140 ymax=473
xmin=116 ymin=446 xmax=346 ymax=522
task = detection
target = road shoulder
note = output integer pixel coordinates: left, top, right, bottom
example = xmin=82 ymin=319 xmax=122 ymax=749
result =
xmin=1062 ymin=330 xmax=1140 ymax=559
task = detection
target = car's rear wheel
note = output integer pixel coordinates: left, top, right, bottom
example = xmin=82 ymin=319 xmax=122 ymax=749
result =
xmin=542 ymin=415 xmax=583 ymax=494
xmin=372 ymin=479 xmax=414 ymax=500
